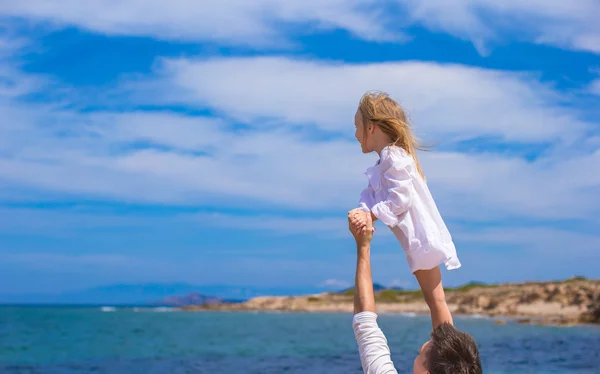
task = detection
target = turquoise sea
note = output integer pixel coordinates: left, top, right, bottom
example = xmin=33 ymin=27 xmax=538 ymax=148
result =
xmin=1 ymin=307 xmax=599 ymax=373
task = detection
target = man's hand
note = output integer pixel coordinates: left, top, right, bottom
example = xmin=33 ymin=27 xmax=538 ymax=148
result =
xmin=348 ymin=209 xmax=375 ymax=236
xmin=348 ymin=208 xmax=374 ymax=248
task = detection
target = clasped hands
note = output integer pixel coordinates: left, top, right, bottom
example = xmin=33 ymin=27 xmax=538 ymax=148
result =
xmin=348 ymin=208 xmax=375 ymax=245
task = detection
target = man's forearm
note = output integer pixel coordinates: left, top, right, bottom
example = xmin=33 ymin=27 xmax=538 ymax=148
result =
xmin=354 ymin=244 xmax=376 ymax=314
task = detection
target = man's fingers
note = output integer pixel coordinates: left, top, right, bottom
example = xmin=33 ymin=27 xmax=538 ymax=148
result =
xmin=349 ymin=210 xmax=375 ymax=238
xmin=348 ymin=209 xmax=360 ymax=217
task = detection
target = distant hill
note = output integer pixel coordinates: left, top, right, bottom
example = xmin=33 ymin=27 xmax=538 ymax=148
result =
xmin=150 ymin=292 xmax=245 ymax=307
xmin=337 ymin=283 xmax=399 ymax=294
xmin=0 ymin=283 xmax=204 ymax=305
xmin=0 ymin=283 xmax=333 ymax=305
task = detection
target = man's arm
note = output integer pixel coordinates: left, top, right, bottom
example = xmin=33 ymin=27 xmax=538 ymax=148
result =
xmin=354 ymin=242 xmax=376 ymax=314
xmin=349 ymin=212 xmax=398 ymax=374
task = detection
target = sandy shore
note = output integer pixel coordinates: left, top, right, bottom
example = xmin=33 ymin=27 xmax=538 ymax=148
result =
xmin=184 ymin=278 xmax=600 ymax=326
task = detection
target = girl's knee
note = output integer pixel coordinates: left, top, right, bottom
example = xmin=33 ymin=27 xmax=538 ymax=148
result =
xmin=423 ymin=289 xmax=447 ymax=308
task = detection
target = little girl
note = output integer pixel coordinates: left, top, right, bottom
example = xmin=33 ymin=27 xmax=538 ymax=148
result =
xmin=349 ymin=91 xmax=461 ymax=328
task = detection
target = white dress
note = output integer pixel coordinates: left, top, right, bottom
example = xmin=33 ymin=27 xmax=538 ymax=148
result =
xmin=358 ymin=146 xmax=461 ymax=273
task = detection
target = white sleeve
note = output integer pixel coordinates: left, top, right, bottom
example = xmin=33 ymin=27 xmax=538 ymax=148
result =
xmin=353 ymin=312 xmax=399 ymax=374
xmin=370 ymin=156 xmax=413 ymax=227
xmin=358 ymin=185 xmax=375 ymax=213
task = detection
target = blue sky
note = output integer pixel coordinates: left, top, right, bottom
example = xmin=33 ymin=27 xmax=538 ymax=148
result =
xmin=0 ymin=1 xmax=599 ymax=296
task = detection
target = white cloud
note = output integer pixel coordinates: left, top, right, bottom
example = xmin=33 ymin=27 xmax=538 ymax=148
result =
xmin=1 ymin=0 xmax=598 ymax=54
xmin=319 ymin=278 xmax=351 ymax=289
xmin=590 ymin=79 xmax=600 ymax=96
xmin=4 ymin=107 xmax=597 ymax=221
xmin=0 ymin=0 xmax=400 ymax=47
xmin=0 ymin=61 xmax=48 ymax=100
xmin=145 ymin=56 xmax=590 ymax=144
xmin=395 ymin=0 xmax=600 ymax=54
xmin=100 ymin=112 xmax=227 ymax=152
xmin=0 ymin=58 xmax=373 ymax=209
xmin=421 ymin=149 xmax=600 ymax=220
xmin=1 ymin=53 xmax=599 ymax=222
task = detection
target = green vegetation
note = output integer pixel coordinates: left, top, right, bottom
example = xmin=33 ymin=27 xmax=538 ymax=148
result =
xmin=335 ymin=287 xmax=423 ymax=301
xmin=307 ymin=296 xmax=321 ymax=302
xmin=445 ymin=282 xmax=497 ymax=293
xmin=338 ymin=281 xmax=496 ymax=298
xmin=564 ymin=276 xmax=588 ymax=283
xmin=377 ymin=289 xmax=400 ymax=302
xmin=375 ymin=289 xmax=422 ymax=302
xmin=332 ymin=278 xmax=597 ymax=303
xmin=336 ymin=278 xmax=596 ymax=295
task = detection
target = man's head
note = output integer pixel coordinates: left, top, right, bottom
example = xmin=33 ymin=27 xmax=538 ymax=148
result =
xmin=413 ymin=323 xmax=482 ymax=374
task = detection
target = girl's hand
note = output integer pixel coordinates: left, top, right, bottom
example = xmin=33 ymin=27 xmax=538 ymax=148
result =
xmin=348 ymin=209 xmax=375 ymax=233
xmin=348 ymin=209 xmax=365 ymax=231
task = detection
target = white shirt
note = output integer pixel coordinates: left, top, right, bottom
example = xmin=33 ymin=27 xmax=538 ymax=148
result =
xmin=353 ymin=312 xmax=398 ymax=374
xmin=358 ymin=146 xmax=461 ymax=273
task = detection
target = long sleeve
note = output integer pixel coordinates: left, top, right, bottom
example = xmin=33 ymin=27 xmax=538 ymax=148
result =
xmin=358 ymin=185 xmax=375 ymax=213
xmin=353 ymin=312 xmax=398 ymax=374
xmin=370 ymin=156 xmax=413 ymax=227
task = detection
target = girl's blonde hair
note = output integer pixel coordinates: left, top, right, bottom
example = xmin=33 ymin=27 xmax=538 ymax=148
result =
xmin=358 ymin=91 xmax=430 ymax=180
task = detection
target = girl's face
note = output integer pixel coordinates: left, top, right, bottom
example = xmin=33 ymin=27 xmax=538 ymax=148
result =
xmin=354 ymin=110 xmax=372 ymax=153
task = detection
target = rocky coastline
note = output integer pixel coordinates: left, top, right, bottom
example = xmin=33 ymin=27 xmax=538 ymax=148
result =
xmin=183 ymin=277 xmax=600 ymax=326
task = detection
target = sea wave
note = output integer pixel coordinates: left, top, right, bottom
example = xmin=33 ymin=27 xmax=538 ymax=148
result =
xmin=132 ymin=307 xmax=178 ymax=312
xmin=400 ymin=312 xmax=417 ymax=317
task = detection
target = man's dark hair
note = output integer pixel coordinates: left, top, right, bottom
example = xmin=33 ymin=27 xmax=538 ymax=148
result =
xmin=425 ymin=322 xmax=482 ymax=374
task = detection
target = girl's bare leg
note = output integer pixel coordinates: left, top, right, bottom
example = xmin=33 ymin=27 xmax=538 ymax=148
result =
xmin=414 ymin=266 xmax=453 ymax=328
